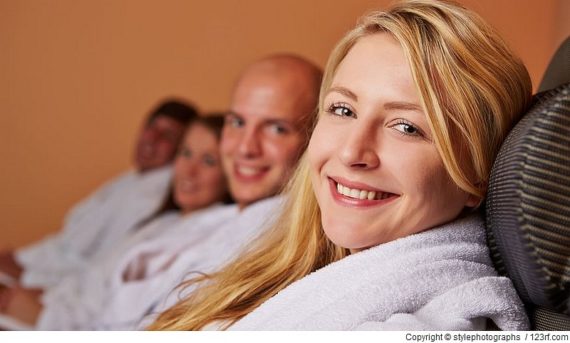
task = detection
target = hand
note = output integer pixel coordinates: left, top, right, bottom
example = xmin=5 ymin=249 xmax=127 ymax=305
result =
xmin=0 ymin=284 xmax=9 ymax=311
xmin=0 ymin=286 xmax=43 ymax=326
xmin=0 ymin=251 xmax=23 ymax=279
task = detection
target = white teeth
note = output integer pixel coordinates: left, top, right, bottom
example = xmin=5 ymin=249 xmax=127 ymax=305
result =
xmin=178 ymin=180 xmax=196 ymax=192
xmin=350 ymin=189 xmax=360 ymax=198
xmin=335 ymin=182 xmax=386 ymax=201
xmin=238 ymin=166 xmax=262 ymax=176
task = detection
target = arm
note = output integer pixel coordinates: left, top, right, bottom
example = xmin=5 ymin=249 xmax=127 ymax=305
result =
xmin=0 ymin=251 xmax=22 ymax=280
xmin=15 ymin=173 xmax=132 ymax=288
xmin=0 ymin=286 xmax=43 ymax=326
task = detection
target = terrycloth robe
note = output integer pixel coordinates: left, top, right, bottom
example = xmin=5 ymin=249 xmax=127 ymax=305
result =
xmin=229 ymin=214 xmax=529 ymax=331
xmin=15 ymin=166 xmax=172 ymax=288
xmin=36 ymin=196 xmax=283 ymax=330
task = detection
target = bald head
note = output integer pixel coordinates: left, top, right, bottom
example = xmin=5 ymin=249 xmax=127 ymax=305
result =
xmin=232 ymin=54 xmax=322 ymax=129
xmin=222 ymin=54 xmax=323 ymax=208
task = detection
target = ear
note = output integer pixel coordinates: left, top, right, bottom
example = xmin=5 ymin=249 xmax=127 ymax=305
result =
xmin=465 ymin=193 xmax=481 ymax=208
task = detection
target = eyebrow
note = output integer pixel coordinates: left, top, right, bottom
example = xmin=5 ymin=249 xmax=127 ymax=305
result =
xmin=327 ymin=86 xmax=423 ymax=113
xmin=266 ymin=119 xmax=293 ymax=126
xmin=227 ymin=111 xmax=298 ymax=128
xmin=383 ymin=101 xmax=423 ymax=113
xmin=327 ymin=86 xmax=358 ymax=101
xmin=226 ymin=111 xmax=242 ymax=118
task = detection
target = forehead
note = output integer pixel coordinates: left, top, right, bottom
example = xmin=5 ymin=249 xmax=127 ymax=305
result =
xmin=148 ymin=115 xmax=185 ymax=131
xmin=331 ymin=33 xmax=417 ymax=103
xmin=230 ymin=73 xmax=308 ymax=124
xmin=184 ymin=123 xmax=218 ymax=146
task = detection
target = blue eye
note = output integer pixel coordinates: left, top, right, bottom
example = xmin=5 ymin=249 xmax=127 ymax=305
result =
xmin=328 ymin=102 xmax=355 ymax=118
xmin=203 ymin=155 xmax=217 ymax=166
xmin=226 ymin=115 xmax=244 ymax=128
xmin=268 ymin=124 xmax=288 ymax=135
xmin=391 ymin=120 xmax=422 ymax=137
xmin=179 ymin=148 xmax=192 ymax=158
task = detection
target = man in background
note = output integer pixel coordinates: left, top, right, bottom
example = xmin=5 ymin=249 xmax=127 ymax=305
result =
xmin=0 ymin=99 xmax=197 ymax=289
xmin=1 ymin=54 xmax=323 ymax=330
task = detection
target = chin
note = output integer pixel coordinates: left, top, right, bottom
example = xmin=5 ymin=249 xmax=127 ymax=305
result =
xmin=235 ymin=194 xmax=262 ymax=207
xmin=321 ymin=223 xmax=367 ymax=251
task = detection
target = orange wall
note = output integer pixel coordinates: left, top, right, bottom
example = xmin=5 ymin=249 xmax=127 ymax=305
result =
xmin=1 ymin=0 xmax=568 ymax=248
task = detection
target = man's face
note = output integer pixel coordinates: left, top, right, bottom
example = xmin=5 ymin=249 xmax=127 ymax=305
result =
xmin=221 ymin=72 xmax=312 ymax=208
xmin=134 ymin=115 xmax=186 ymax=172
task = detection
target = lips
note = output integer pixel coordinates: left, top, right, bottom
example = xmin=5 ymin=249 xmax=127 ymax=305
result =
xmin=176 ymin=179 xmax=198 ymax=193
xmin=328 ymin=176 xmax=399 ymax=207
xmin=233 ymin=163 xmax=270 ymax=182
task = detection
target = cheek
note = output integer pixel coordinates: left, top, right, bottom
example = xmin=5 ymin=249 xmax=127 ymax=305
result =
xmin=158 ymin=141 xmax=177 ymax=158
xmin=203 ymin=169 xmax=226 ymax=198
xmin=428 ymin=169 xmax=469 ymax=208
xmin=139 ymin=129 xmax=153 ymax=142
xmin=266 ymin=135 xmax=304 ymax=165
xmin=407 ymin=155 xmax=467 ymax=214
xmin=220 ymin=130 xmax=238 ymax=155
xmin=204 ymin=168 xmax=224 ymax=187
xmin=307 ymin=122 xmax=335 ymax=173
xmin=405 ymin=155 xmax=444 ymax=195
xmin=173 ymin=160 xmax=185 ymax=178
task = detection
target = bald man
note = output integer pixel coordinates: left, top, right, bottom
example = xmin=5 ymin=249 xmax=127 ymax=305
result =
xmin=0 ymin=55 xmax=323 ymax=330
xmin=222 ymin=54 xmax=321 ymax=208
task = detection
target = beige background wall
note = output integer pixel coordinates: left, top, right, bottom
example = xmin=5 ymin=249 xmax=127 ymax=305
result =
xmin=1 ymin=0 xmax=568 ymax=248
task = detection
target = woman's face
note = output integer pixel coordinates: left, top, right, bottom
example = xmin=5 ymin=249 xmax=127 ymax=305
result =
xmin=174 ymin=123 xmax=227 ymax=214
xmin=308 ymin=33 xmax=478 ymax=252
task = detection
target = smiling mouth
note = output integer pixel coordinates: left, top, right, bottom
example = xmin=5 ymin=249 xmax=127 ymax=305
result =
xmin=233 ymin=164 xmax=270 ymax=181
xmin=330 ymin=178 xmax=399 ymax=205
xmin=176 ymin=180 xmax=198 ymax=193
xmin=237 ymin=165 xmax=267 ymax=176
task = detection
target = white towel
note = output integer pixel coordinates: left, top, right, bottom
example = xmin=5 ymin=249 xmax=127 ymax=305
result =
xmin=16 ymin=166 xmax=172 ymax=289
xmin=137 ymin=196 xmax=285 ymax=329
xmin=35 ymin=204 xmax=235 ymax=330
xmin=0 ymin=314 xmax=33 ymax=331
xmin=229 ymin=214 xmax=529 ymax=331
xmin=36 ymin=196 xmax=283 ymax=330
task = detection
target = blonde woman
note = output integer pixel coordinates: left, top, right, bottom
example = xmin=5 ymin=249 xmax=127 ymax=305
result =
xmin=150 ymin=0 xmax=532 ymax=330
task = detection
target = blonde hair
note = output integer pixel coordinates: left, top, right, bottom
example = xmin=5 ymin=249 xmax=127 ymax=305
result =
xmin=149 ymin=0 xmax=532 ymax=330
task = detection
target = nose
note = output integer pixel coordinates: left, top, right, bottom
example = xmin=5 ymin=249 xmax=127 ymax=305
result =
xmin=177 ymin=156 xmax=199 ymax=178
xmin=186 ymin=159 xmax=200 ymax=177
xmin=237 ymin=127 xmax=262 ymax=158
xmin=143 ymin=127 xmax=159 ymax=142
xmin=338 ymin=122 xmax=380 ymax=170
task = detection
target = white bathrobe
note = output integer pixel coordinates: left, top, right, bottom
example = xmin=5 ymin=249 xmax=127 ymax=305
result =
xmin=35 ymin=196 xmax=283 ymax=330
xmin=15 ymin=166 xmax=172 ymax=289
xmin=227 ymin=214 xmax=529 ymax=331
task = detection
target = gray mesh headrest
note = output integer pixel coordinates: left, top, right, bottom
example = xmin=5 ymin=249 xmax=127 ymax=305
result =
xmin=538 ymin=37 xmax=569 ymax=92
xmin=486 ymin=83 xmax=570 ymax=313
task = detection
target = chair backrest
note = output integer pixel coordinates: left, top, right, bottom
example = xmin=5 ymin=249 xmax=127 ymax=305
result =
xmin=539 ymin=37 xmax=570 ymax=92
xmin=485 ymin=82 xmax=570 ymax=330
xmin=486 ymin=35 xmax=570 ymax=331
